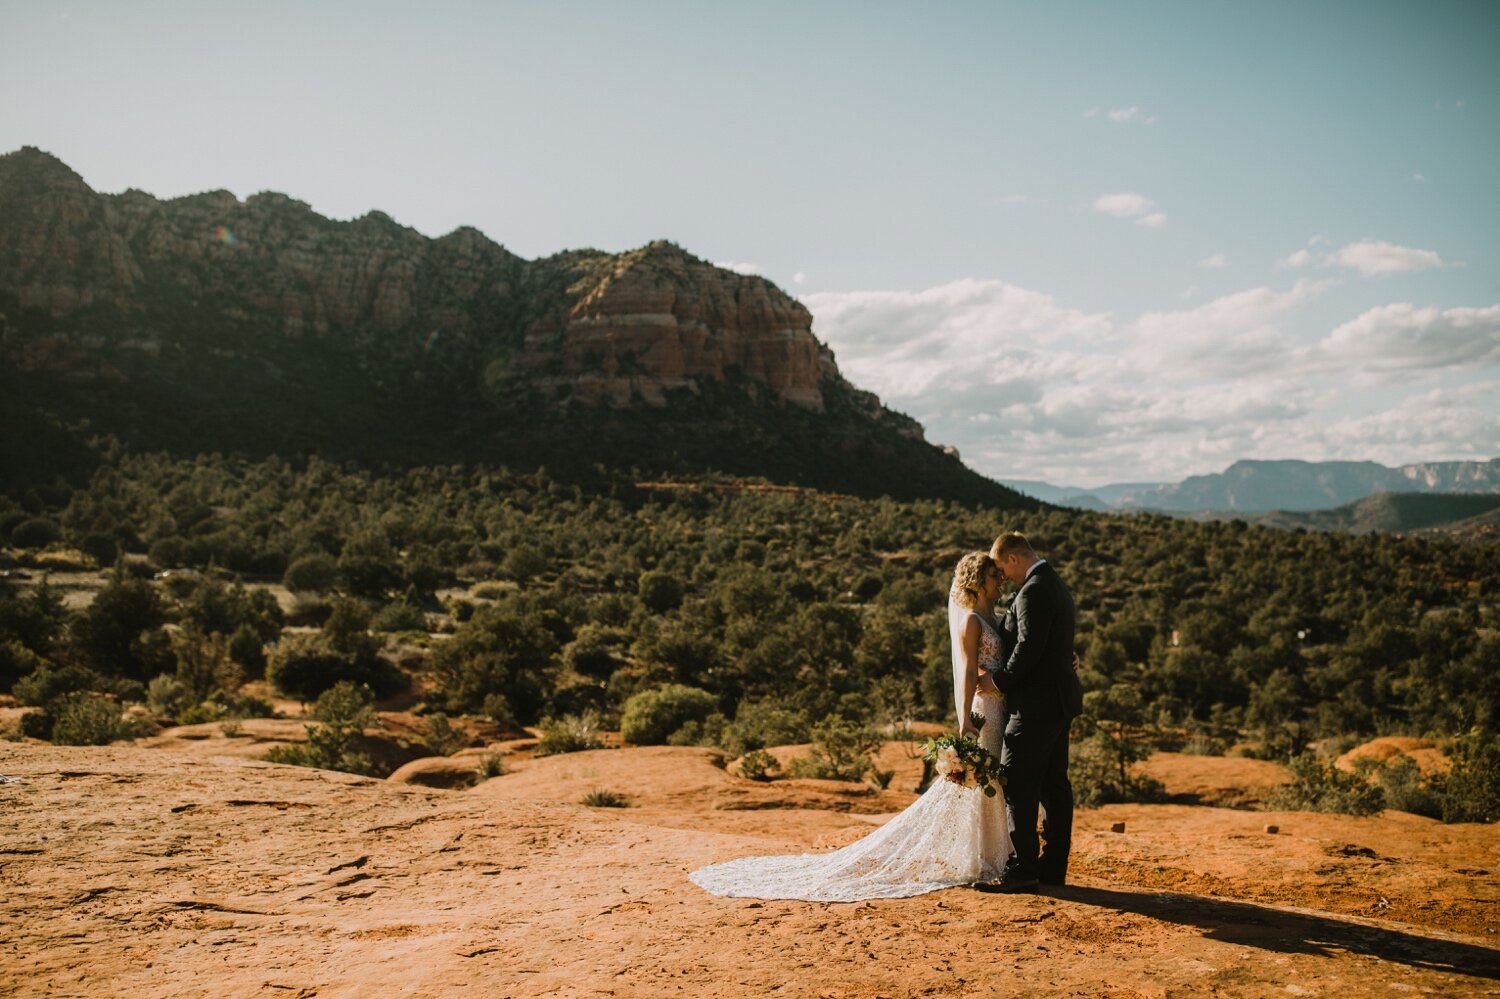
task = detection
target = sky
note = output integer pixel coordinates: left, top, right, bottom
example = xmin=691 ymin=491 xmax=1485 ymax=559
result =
xmin=2 ymin=1 xmax=1497 ymax=487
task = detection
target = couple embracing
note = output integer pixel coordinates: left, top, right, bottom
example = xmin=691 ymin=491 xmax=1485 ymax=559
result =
xmin=691 ymin=532 xmax=1083 ymax=902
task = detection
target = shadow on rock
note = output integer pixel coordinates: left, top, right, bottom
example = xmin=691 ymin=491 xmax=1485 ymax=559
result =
xmin=1056 ymin=884 xmax=1500 ymax=981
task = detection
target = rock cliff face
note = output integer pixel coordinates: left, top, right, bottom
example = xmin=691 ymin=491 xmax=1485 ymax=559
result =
xmin=520 ymin=242 xmax=834 ymax=411
xmin=0 ymin=146 xmax=1023 ymax=504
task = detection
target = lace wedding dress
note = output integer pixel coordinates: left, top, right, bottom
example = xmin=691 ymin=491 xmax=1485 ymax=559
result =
xmin=689 ymin=600 xmax=1011 ymax=901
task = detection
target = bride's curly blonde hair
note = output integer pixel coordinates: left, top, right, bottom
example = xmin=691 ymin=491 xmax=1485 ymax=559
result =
xmin=949 ymin=551 xmax=994 ymax=609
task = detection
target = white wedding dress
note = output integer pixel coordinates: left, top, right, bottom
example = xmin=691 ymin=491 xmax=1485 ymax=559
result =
xmin=689 ymin=600 xmax=1011 ymax=901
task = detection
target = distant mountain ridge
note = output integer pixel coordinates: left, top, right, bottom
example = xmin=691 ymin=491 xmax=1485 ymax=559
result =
xmin=0 ymin=146 xmax=1031 ymax=506
xmin=1006 ymin=458 xmax=1500 ymax=514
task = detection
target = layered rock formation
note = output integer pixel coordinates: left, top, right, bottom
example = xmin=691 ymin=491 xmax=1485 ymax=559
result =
xmin=0 ymin=146 xmax=1020 ymax=505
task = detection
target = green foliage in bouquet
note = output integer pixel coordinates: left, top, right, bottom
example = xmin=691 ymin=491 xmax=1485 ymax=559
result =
xmin=922 ymin=712 xmax=1004 ymax=797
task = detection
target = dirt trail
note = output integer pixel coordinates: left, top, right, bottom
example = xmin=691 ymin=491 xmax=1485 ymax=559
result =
xmin=2 ymin=744 xmax=1495 ymax=998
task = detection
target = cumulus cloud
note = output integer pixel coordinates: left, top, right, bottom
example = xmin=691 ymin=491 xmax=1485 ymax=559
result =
xmin=1107 ymin=106 xmax=1139 ymax=122
xmin=1325 ymin=240 xmax=1444 ymax=277
xmin=713 ymin=260 xmax=761 ymax=275
xmin=1319 ymin=303 xmax=1500 ymax=374
xmin=1277 ymin=249 xmax=1312 ymax=269
xmin=803 ymin=273 xmax=1497 ymax=486
xmin=1093 ymin=192 xmax=1166 ymax=227
xmin=791 ymin=272 xmax=807 ymax=286
xmin=1199 ymin=254 xmax=1228 ymax=269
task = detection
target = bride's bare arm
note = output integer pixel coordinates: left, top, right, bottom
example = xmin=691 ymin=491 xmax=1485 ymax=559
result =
xmin=959 ymin=616 xmax=981 ymax=737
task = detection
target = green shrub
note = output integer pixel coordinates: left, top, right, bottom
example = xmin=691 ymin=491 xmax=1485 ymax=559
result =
xmin=264 ymin=681 xmax=376 ymax=775
xmin=721 ymin=701 xmax=808 ymax=756
xmin=423 ymin=712 xmax=464 ymax=756
xmin=535 ymin=710 xmax=603 ymax=756
xmin=787 ymin=718 xmax=882 ymax=782
xmin=666 ymin=712 xmax=726 ymax=747
xmin=1377 ymin=754 xmax=1444 ymax=819
xmin=619 ymin=684 xmax=718 ymax=745
xmin=146 ymin=673 xmax=194 ymax=720
xmin=477 ymin=751 xmax=506 ymax=779
xmin=737 ymin=748 xmax=780 ymax=781
xmin=50 ymin=692 xmax=135 ymax=746
xmin=0 ymin=640 xmax=48 ymax=695
xmin=430 ymin=603 xmax=558 ymax=720
xmin=582 ymin=789 xmax=628 ymax=808
xmin=14 ymin=661 xmax=113 ymax=707
xmin=1266 ymin=752 xmax=1385 ymax=816
xmin=561 ymin=623 xmax=629 ymax=678
xmin=372 ymin=600 xmax=427 ymax=633
xmin=1069 ymin=729 xmax=1169 ymax=808
xmin=637 ymin=570 xmax=684 ymax=614
xmin=11 ymin=517 xmax=60 ymax=549
xmin=266 ymin=631 xmax=406 ymax=703
xmin=1442 ymin=732 xmax=1500 ymax=823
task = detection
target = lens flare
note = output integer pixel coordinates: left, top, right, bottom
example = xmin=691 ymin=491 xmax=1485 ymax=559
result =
xmin=213 ymin=225 xmax=240 ymax=246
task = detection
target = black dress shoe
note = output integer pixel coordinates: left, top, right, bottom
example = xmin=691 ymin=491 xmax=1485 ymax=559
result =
xmin=974 ymin=874 xmax=1039 ymax=893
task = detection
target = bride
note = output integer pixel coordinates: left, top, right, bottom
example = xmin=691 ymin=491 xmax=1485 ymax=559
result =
xmin=689 ymin=551 xmax=1012 ymax=901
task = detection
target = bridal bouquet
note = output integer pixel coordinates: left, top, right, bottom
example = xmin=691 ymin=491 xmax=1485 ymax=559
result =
xmin=923 ymin=715 xmax=1004 ymax=797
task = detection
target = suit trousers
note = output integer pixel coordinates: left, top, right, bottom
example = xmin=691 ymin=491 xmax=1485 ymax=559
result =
xmin=999 ymin=708 xmax=1073 ymax=882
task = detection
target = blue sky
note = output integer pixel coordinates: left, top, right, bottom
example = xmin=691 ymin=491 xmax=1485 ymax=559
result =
xmin=2 ymin=1 xmax=1496 ymax=485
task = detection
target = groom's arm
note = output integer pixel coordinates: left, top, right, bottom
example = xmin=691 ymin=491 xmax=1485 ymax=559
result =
xmin=993 ymin=583 xmax=1055 ymax=694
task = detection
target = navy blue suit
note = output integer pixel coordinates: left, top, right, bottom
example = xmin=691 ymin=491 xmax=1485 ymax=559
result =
xmin=992 ymin=561 xmax=1081 ymax=884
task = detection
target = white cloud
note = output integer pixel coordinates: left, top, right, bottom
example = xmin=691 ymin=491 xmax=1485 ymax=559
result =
xmin=1199 ymin=254 xmax=1228 ymax=269
xmin=1082 ymin=107 xmax=1099 ymax=118
xmin=713 ymin=260 xmax=761 ymax=275
xmin=1093 ymin=192 xmax=1164 ymax=227
xmin=1094 ymin=192 xmax=1151 ymax=217
xmin=1107 ymin=106 xmax=1140 ymax=122
xmin=1277 ymin=249 xmax=1312 ymax=269
xmin=803 ymin=274 xmax=1497 ymax=486
xmin=1410 ymin=172 xmax=1426 ymax=183
xmin=1319 ymin=303 xmax=1500 ymax=374
xmin=1325 ymin=240 xmax=1443 ymax=277
xmin=791 ymin=271 xmax=807 ymax=286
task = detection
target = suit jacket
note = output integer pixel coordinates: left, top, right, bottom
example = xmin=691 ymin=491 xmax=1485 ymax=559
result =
xmin=993 ymin=562 xmax=1083 ymax=720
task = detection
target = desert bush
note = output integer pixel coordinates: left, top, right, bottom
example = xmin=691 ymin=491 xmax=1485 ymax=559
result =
xmin=535 ymin=710 xmax=603 ymax=756
xmin=720 ymin=700 xmax=808 ymax=756
xmin=502 ymin=545 xmax=548 ymax=583
xmin=11 ymin=517 xmax=61 ymax=549
xmin=71 ymin=577 xmax=172 ymax=682
xmin=1441 ymin=732 xmax=1500 ymax=823
xmin=1266 ymin=752 xmax=1385 ymax=816
xmin=372 ymin=600 xmax=427 ymax=633
xmin=582 ymin=789 xmax=629 ymax=808
xmin=1376 ymin=754 xmax=1444 ymax=819
xmin=50 ymin=692 xmax=136 ymax=746
xmin=666 ymin=712 xmax=726 ymax=747
xmin=0 ymin=639 xmax=48 ymax=694
xmin=266 ymin=632 xmax=406 ymax=703
xmin=171 ymin=626 xmax=238 ymax=702
xmin=637 ymin=570 xmax=684 ymax=614
xmin=737 ymin=748 xmax=780 ymax=781
xmin=264 ymin=681 xmax=376 ymax=775
xmin=1069 ymin=729 xmax=1168 ymax=808
xmin=146 ymin=673 xmax=194 ymax=720
xmin=477 ymin=751 xmax=506 ymax=779
xmin=619 ymin=684 xmax=718 ymax=745
xmin=423 ymin=712 xmax=464 ymax=756
xmin=13 ymin=661 xmax=118 ymax=707
xmin=787 ymin=717 xmax=883 ymax=782
xmin=227 ymin=622 xmax=267 ymax=673
xmin=430 ymin=603 xmax=558 ymax=720
xmin=561 ymin=623 xmax=630 ymax=679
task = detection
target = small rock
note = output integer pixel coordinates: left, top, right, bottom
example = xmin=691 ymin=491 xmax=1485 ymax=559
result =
xmin=1265 ymin=824 xmax=1279 ymax=834
xmin=1110 ymin=821 xmax=1126 ymax=834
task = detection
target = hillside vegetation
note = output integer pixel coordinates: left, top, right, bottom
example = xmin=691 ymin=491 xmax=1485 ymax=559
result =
xmin=3 ymin=451 xmax=1496 ymax=820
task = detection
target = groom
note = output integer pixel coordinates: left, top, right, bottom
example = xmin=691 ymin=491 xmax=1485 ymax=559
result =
xmin=980 ymin=531 xmax=1083 ymax=892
